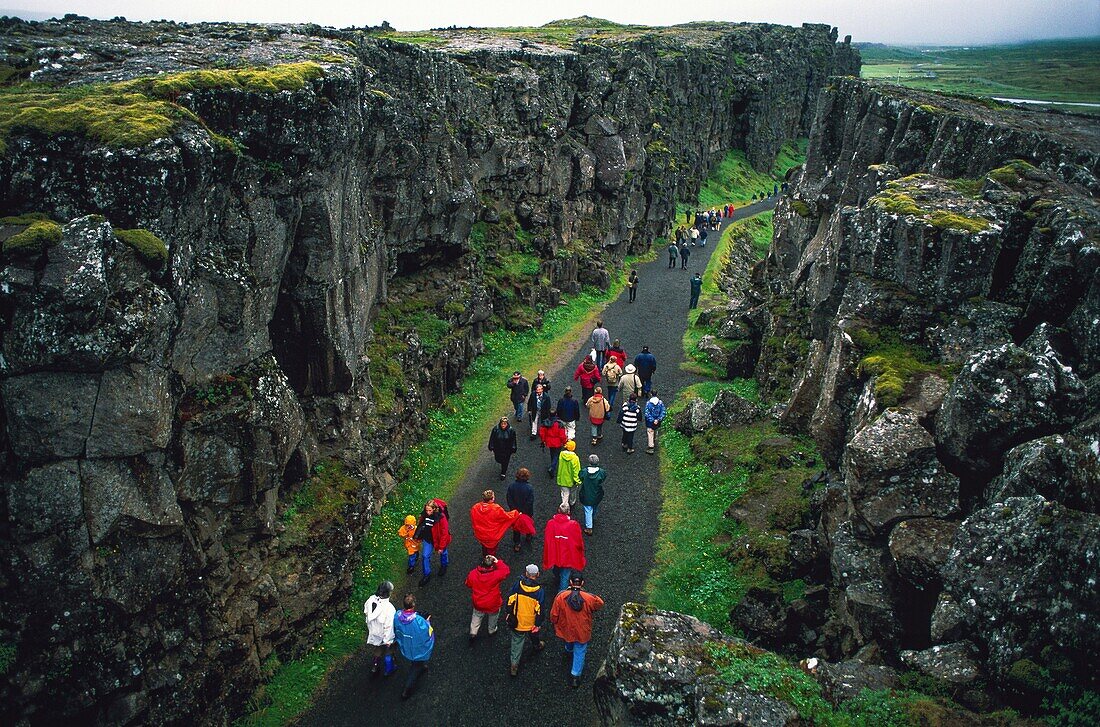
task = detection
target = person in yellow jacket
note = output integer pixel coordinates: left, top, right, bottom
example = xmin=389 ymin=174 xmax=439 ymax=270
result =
xmin=398 ymin=515 xmax=421 ymax=574
xmin=506 ymin=564 xmax=546 ymax=676
xmin=556 ymin=440 xmax=581 ymax=510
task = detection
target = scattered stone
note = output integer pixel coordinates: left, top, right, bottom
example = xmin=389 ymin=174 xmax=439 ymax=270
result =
xmin=930 ymin=592 xmax=967 ymax=644
xmin=900 ymin=642 xmax=982 ymax=687
xmin=803 ymin=657 xmax=899 ymax=706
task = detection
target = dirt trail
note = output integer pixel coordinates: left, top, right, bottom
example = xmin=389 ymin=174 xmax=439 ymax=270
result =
xmin=298 ymin=200 xmax=776 ymax=726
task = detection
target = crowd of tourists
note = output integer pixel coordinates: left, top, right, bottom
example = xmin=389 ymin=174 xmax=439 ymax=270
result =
xmin=363 ymin=320 xmax=670 ymax=699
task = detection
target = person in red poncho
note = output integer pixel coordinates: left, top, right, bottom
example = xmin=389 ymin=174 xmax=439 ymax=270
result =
xmin=414 ymin=498 xmax=451 ymax=587
xmin=469 ymin=490 xmax=536 ymax=557
xmin=543 ymin=504 xmax=586 ymax=592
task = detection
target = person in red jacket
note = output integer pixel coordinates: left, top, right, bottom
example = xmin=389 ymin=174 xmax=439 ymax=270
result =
xmin=415 ymin=498 xmax=451 ymax=587
xmin=539 ymin=412 xmax=568 ymax=477
xmin=464 ymin=554 xmax=511 ymax=645
xmin=606 ymin=339 xmax=627 ymax=370
xmin=469 ymin=490 xmax=535 ymax=557
xmin=543 ymin=504 xmax=586 ymax=592
xmin=573 ymin=357 xmax=602 ymax=405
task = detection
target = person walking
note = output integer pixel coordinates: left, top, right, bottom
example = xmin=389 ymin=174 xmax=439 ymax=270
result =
xmin=607 ymin=339 xmax=627 ymax=369
xmin=556 ymin=440 xmax=581 ymax=509
xmin=601 ymin=357 xmax=622 ymax=410
xmin=556 ymin=387 xmax=580 ymax=442
xmin=688 ymin=226 xmax=699 ymax=246
xmin=585 ymin=387 xmax=610 ymax=445
xmin=618 ymin=393 xmax=641 ymax=454
xmin=573 ymin=357 xmax=601 ymax=408
xmin=644 ymin=389 xmax=667 ymax=455
xmin=506 ymin=468 xmax=535 ymax=553
xmin=365 ymin=580 xmax=397 ymax=678
xmin=543 ymin=504 xmax=586 ymax=592
xmin=506 ymin=564 xmax=546 ymax=677
xmin=540 ymin=411 xmax=568 ymax=476
xmin=679 ymin=241 xmax=691 ymax=269
xmin=578 ymin=455 xmax=606 ymax=536
xmin=667 ymin=240 xmax=678 ymax=269
xmin=689 ymin=273 xmax=703 ymax=310
xmin=617 ymin=363 xmax=643 ymax=403
xmin=699 ymin=226 xmax=708 ymax=247
xmin=531 ymin=369 xmax=551 ymax=396
xmin=528 ymin=383 xmax=550 ymax=440
xmin=465 ymin=555 xmax=511 ymax=645
xmin=487 ymin=416 xmax=517 ymax=480
xmin=591 ymin=321 xmax=610 ymax=369
xmin=470 ymin=490 xmax=535 ymax=557
xmin=398 ymin=515 xmax=421 ymax=574
xmin=627 ymin=269 xmax=639 ymax=303
xmin=414 ymin=499 xmax=451 ymax=586
xmin=549 ymin=572 xmax=605 ymax=687
xmin=393 ymin=593 xmax=434 ymax=699
xmin=634 ymin=346 xmax=657 ymax=396
xmin=506 ymin=371 xmax=529 ymax=422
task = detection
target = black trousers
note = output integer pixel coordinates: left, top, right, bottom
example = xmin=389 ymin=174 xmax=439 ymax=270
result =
xmin=628 ymin=286 xmax=637 ymax=301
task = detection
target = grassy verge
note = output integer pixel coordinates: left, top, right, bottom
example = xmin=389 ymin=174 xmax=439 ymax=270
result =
xmin=681 ymin=212 xmax=773 ymax=377
xmin=241 ymin=254 xmax=651 ymax=725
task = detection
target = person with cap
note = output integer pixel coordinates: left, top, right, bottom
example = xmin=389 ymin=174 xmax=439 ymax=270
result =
xmin=618 ymin=393 xmax=641 ymax=454
xmin=590 ymin=320 xmax=611 ymax=369
xmin=364 ymin=580 xmax=397 ymax=678
xmin=487 ymin=416 xmax=517 ymax=480
xmin=578 ymin=455 xmax=607 ymax=536
xmin=470 ymin=490 xmax=536 ymax=558
xmin=540 ymin=410 xmax=568 ymax=476
xmin=549 ymin=572 xmax=605 ymax=688
xmin=617 ymin=363 xmax=643 ymax=403
xmin=543 ymin=504 xmax=586 ymax=592
xmin=556 ymin=387 xmax=580 ymax=442
xmin=601 ymin=355 xmax=622 ymax=411
xmin=506 ymin=467 xmax=535 ymax=553
xmin=573 ymin=356 xmax=602 ymax=406
xmin=644 ymin=388 xmax=667 ymax=455
xmin=506 ymin=371 xmax=529 ymax=421
xmin=397 ymin=514 xmax=421 ymax=574
xmin=414 ymin=499 xmax=451 ymax=587
xmin=528 ymin=383 xmax=551 ymax=440
xmin=556 ymin=440 xmax=581 ymax=509
xmin=690 ymin=272 xmax=703 ymax=309
xmin=393 ymin=593 xmax=434 ymax=699
xmin=667 ymin=239 xmax=678 ymax=268
xmin=633 ymin=346 xmax=657 ymax=396
xmin=506 ymin=564 xmax=546 ymax=677
xmin=464 ymin=554 xmax=511 ymax=645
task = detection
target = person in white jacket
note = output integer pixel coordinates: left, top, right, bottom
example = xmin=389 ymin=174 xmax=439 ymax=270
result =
xmin=365 ymin=580 xmax=397 ymax=677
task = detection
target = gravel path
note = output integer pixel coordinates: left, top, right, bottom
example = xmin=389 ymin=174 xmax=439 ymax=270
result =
xmin=298 ymin=199 xmax=776 ymax=726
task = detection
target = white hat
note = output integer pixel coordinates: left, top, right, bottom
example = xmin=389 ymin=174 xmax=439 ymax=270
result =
xmin=625 ymin=364 xmax=636 ymax=373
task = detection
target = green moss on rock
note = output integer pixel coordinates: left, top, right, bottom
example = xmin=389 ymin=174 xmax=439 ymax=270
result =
xmin=3 ymin=219 xmax=62 ymax=255
xmin=115 ymin=228 xmax=168 ymax=265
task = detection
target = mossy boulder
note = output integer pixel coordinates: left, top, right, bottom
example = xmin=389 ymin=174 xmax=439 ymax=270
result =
xmin=2 ymin=219 xmax=62 ymax=255
xmin=115 ymin=228 xmax=169 ymax=266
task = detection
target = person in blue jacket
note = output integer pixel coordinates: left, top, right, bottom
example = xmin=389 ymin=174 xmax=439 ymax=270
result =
xmin=556 ymin=387 xmax=581 ymax=442
xmin=394 ymin=593 xmax=435 ymax=699
xmin=644 ymin=389 xmax=667 ymax=455
xmin=633 ymin=346 xmax=657 ymax=395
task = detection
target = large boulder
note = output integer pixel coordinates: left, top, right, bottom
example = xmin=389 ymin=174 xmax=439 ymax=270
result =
xmin=936 ymin=344 xmax=1086 ymax=476
xmin=594 ymin=604 xmax=799 ymax=726
xmin=900 ymin=642 xmax=983 ymax=688
xmin=888 ymin=518 xmax=958 ymax=590
xmin=843 ymin=408 xmax=959 ymax=536
xmin=802 ymin=657 xmax=899 ymax=706
xmin=710 ymin=389 xmax=764 ymax=428
xmin=940 ymin=496 xmax=1100 ymax=681
xmin=987 ymin=434 xmax=1099 ymax=513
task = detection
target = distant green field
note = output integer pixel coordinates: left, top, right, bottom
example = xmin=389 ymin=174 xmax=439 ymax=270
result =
xmin=857 ymin=38 xmax=1100 ymax=109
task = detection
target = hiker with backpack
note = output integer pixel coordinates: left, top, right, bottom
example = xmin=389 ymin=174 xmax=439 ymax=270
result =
xmin=393 ymin=593 xmax=434 ymax=700
xmin=364 ymin=580 xmax=397 ymax=679
xmin=617 ymin=363 xmax=643 ymax=404
xmin=506 ymin=564 xmax=546 ymax=677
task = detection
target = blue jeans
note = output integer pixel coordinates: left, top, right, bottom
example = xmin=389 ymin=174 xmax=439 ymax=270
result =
xmin=513 ymin=400 xmax=525 ymax=419
xmin=564 ymin=641 xmax=589 ymax=677
xmin=406 ymin=553 xmax=419 ymax=570
xmin=595 ymin=350 xmax=607 ymax=369
xmin=421 ymin=541 xmax=448 ymax=576
xmin=554 ymin=566 xmax=572 ymax=592
xmin=549 ymin=447 xmax=561 ymax=475
xmin=404 ymin=659 xmax=428 ymax=690
xmin=607 ymin=388 xmax=617 ymax=410
xmin=583 ymin=505 xmax=597 ymax=529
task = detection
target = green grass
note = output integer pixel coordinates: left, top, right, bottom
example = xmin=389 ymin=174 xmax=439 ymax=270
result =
xmin=279 ymin=461 xmax=363 ymax=548
xmin=682 ymin=212 xmax=773 ymax=377
xmin=676 ymin=142 xmax=804 ymax=225
xmin=0 ymin=62 xmax=323 ymax=152
xmin=858 ymin=38 xmax=1100 ymax=107
xmin=241 ymin=255 xmax=650 ymax=726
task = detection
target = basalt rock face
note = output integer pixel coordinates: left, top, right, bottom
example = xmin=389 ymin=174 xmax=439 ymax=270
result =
xmin=0 ymin=17 xmax=856 ymax=725
xmin=731 ymin=78 xmax=1100 ymax=705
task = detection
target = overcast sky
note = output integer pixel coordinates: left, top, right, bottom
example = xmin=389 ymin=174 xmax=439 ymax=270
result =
xmin=5 ymin=0 xmax=1099 ymax=45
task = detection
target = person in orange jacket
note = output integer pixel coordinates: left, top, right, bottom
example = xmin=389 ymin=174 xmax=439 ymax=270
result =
xmin=550 ymin=572 xmax=605 ymax=687
xmin=398 ymin=515 xmax=421 ymax=574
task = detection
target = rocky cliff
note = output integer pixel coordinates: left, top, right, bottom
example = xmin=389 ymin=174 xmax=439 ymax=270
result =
xmin=0 ymin=16 xmax=857 ymax=724
xmin=703 ymin=78 xmax=1099 ymax=714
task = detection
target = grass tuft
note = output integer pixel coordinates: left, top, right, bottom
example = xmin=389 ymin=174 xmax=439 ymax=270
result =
xmin=115 ymin=228 xmax=168 ymax=265
xmin=2 ymin=219 xmax=62 ymax=255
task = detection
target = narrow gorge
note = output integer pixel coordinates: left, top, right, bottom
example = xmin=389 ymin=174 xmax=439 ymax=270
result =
xmin=0 ymin=13 xmax=1096 ymax=727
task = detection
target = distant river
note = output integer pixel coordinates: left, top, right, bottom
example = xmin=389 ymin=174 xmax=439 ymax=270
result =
xmin=994 ymin=97 xmax=1100 ymax=108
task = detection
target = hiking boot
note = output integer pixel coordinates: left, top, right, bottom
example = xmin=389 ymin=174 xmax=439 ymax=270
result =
xmin=570 ymin=675 xmax=581 ymax=688
xmin=510 ymin=664 xmax=519 ymax=677
xmin=439 ymin=564 xmax=448 ymax=577
xmin=513 ymin=544 xmax=522 ymax=553
xmin=583 ymin=528 xmax=593 ymax=536
xmin=468 ymin=634 xmax=477 ymax=647
xmin=627 ymin=448 xmax=635 ymax=454
xmin=500 ymin=473 xmax=506 ymax=480
xmin=418 ymin=574 xmax=431 ymax=587
xmin=406 ymin=565 xmax=415 ymax=575
xmin=646 ymin=447 xmax=654 ymax=455
xmin=590 ymin=438 xmax=597 ymax=446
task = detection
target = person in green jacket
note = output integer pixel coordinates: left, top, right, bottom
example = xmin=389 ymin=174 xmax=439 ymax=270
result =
xmin=556 ymin=440 xmax=581 ymax=511
xmin=579 ymin=455 xmax=606 ymax=536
